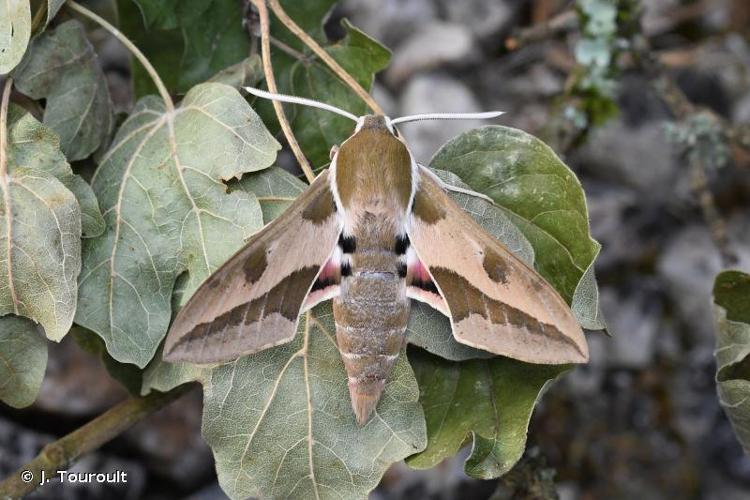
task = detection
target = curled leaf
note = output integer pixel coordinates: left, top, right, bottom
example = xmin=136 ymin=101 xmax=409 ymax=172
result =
xmin=713 ymin=270 xmax=750 ymax=454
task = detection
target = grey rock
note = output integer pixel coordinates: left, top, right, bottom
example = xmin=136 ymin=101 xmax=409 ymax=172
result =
xmin=34 ymin=336 xmax=127 ymax=417
xmin=0 ymin=416 xmax=146 ymax=500
xmin=386 ymin=22 xmax=475 ymax=86
xmin=599 ymin=286 xmax=661 ymax=368
xmin=584 ymin=182 xmax=641 ymax=269
xmin=657 ymin=219 xmax=750 ymax=343
xmin=398 ymin=74 xmax=485 ymax=163
xmin=123 ymin=389 xmax=213 ymax=488
xmin=341 ymin=0 xmax=437 ymax=47
xmin=438 ymin=0 xmax=515 ymax=38
xmin=574 ymin=119 xmax=688 ymax=202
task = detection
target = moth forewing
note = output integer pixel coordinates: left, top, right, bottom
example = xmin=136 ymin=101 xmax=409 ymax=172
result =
xmin=163 ymin=171 xmax=342 ymax=364
xmin=406 ymin=166 xmax=588 ymax=364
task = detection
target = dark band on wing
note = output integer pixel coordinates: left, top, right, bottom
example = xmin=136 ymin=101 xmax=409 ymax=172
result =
xmin=170 ymin=267 xmax=319 ymax=351
xmin=429 ymin=267 xmax=584 ymax=356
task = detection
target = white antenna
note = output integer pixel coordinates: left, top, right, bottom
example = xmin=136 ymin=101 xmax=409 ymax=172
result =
xmin=390 ymin=111 xmax=504 ymax=125
xmin=244 ymin=86 xmax=359 ymax=122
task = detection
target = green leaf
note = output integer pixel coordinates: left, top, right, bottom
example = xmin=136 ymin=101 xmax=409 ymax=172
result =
xmin=282 ymin=20 xmax=391 ymax=168
xmin=1 ymin=104 xmax=84 ymax=340
xmin=75 ymin=83 xmax=280 ymax=368
xmin=0 ymin=0 xmax=31 ymax=74
xmin=270 ymin=0 xmax=338 ymax=50
xmin=0 ymin=315 xmax=47 ymax=408
xmin=6 ymin=105 xmax=104 ymax=238
xmin=406 ymin=348 xmax=568 ymax=478
xmin=430 ymin=126 xmax=605 ymax=330
xmin=148 ymin=304 xmax=426 ymax=500
xmin=713 ymin=270 xmax=750 ymax=454
xmin=13 ymin=20 xmax=115 ymax=161
xmin=122 ymin=0 xmax=251 ymax=95
xmin=231 ymin=166 xmax=307 ymax=223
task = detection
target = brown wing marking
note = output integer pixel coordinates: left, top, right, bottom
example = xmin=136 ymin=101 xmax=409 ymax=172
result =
xmin=406 ymin=166 xmax=588 ymax=364
xmin=164 ymin=170 xmax=340 ymax=364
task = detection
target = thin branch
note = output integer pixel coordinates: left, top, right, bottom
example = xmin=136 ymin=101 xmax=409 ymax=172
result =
xmin=67 ymin=0 xmax=175 ymax=114
xmin=250 ymin=0 xmax=315 ymax=183
xmin=266 ymin=0 xmax=384 ymax=115
xmin=0 ymin=384 xmax=194 ymax=498
xmin=505 ymin=10 xmax=578 ymax=50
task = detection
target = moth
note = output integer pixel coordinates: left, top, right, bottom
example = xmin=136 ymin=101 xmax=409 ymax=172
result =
xmin=164 ymin=87 xmax=589 ymax=424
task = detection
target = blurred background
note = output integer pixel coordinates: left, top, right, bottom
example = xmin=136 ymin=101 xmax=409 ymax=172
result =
xmin=2 ymin=0 xmax=750 ymax=498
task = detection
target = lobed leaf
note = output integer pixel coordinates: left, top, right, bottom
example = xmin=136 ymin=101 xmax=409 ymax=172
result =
xmin=406 ymin=348 xmax=567 ymax=478
xmin=231 ymin=166 xmax=307 ymax=223
xmin=713 ymin=270 xmax=750 ymax=454
xmin=1 ymin=105 xmax=88 ymax=341
xmin=0 ymin=0 xmax=31 ymax=75
xmin=75 ymin=83 xmax=280 ymax=368
xmin=122 ymin=0 xmax=251 ymax=95
xmin=6 ymin=105 xmax=104 ymax=238
xmin=0 ymin=315 xmax=47 ymax=408
xmin=148 ymin=304 xmax=426 ymax=500
xmin=13 ymin=20 xmax=115 ymax=162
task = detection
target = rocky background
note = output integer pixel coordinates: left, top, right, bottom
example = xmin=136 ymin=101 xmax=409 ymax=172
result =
xmin=1 ymin=0 xmax=749 ymax=499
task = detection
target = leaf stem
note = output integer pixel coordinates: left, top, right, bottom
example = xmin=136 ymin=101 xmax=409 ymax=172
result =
xmin=0 ymin=78 xmax=11 ymax=178
xmin=251 ymin=0 xmax=315 ymax=183
xmin=266 ymin=0 xmax=384 ymax=115
xmin=0 ymin=78 xmax=20 ymax=315
xmin=0 ymin=384 xmax=194 ymax=498
xmin=66 ymin=0 xmax=175 ymax=114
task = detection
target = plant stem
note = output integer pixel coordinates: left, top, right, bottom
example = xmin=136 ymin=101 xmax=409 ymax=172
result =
xmin=251 ymin=0 xmax=315 ymax=183
xmin=266 ymin=0 xmax=384 ymax=115
xmin=0 ymin=384 xmax=194 ymax=499
xmin=66 ymin=0 xmax=175 ymax=115
xmin=0 ymin=78 xmax=11 ymax=179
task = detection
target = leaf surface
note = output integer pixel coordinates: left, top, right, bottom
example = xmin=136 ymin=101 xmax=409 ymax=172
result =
xmin=406 ymin=348 xmax=567 ymax=478
xmin=123 ymin=0 xmax=251 ymax=95
xmin=1 ymin=105 xmax=85 ymax=340
xmin=13 ymin=20 xmax=114 ymax=161
xmin=75 ymin=83 xmax=279 ymax=367
xmin=231 ymin=166 xmax=307 ymax=223
xmin=713 ymin=270 xmax=750 ymax=454
xmin=0 ymin=315 xmax=47 ymax=408
xmin=146 ymin=304 xmax=426 ymax=500
xmin=0 ymin=0 xmax=31 ymax=74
